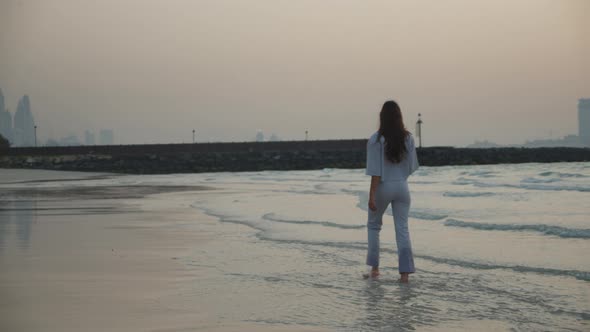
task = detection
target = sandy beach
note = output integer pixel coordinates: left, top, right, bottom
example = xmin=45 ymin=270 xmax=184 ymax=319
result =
xmin=0 ymin=169 xmax=334 ymax=331
xmin=1 ymin=171 xmax=203 ymax=331
xmin=1 ymin=167 xmax=588 ymax=331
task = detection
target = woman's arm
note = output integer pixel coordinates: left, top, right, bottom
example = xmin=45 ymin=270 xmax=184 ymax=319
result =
xmin=368 ymin=175 xmax=380 ymax=211
xmin=366 ymin=133 xmax=382 ymax=211
xmin=408 ymin=135 xmax=419 ymax=175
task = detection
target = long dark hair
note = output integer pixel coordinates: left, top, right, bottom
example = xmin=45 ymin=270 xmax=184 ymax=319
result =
xmin=379 ymin=100 xmax=410 ymax=163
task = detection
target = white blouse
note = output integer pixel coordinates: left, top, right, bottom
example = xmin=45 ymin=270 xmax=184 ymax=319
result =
xmin=365 ymin=132 xmax=420 ymax=181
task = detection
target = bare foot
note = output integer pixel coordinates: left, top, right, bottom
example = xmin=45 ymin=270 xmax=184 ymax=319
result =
xmin=363 ymin=268 xmax=380 ymax=279
xmin=399 ymin=273 xmax=409 ymax=283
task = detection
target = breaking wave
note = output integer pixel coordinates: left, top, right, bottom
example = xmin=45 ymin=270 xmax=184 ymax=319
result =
xmin=262 ymin=213 xmax=365 ymax=230
xmin=538 ymin=171 xmax=587 ymax=178
xmin=191 ymin=205 xmax=590 ymax=282
xmin=452 ymin=177 xmax=590 ymax=192
xmin=444 ymin=218 xmax=590 ymax=239
xmin=443 ymin=191 xmax=495 ymax=198
xmin=409 ymin=210 xmax=449 ymax=220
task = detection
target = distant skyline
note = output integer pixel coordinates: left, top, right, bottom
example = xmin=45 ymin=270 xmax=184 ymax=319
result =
xmin=0 ymin=89 xmax=36 ymax=147
xmin=1 ymin=0 xmax=588 ymax=146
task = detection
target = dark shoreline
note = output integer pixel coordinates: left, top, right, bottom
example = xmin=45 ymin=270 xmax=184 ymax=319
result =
xmin=2 ymin=140 xmax=590 ymax=174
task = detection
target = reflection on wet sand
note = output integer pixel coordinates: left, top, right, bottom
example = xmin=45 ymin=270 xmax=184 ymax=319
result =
xmin=0 ymin=198 xmax=37 ymax=251
xmin=0 ymin=184 xmax=209 ymax=252
xmin=360 ymin=280 xmax=427 ymax=331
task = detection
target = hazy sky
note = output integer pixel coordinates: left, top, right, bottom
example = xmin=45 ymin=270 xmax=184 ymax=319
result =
xmin=1 ymin=0 xmax=588 ymax=146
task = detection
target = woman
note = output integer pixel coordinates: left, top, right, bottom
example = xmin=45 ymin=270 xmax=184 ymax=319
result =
xmin=364 ymin=100 xmax=419 ymax=283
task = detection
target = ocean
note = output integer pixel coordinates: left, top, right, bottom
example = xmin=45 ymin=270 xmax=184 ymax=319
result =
xmin=1 ymin=162 xmax=589 ymax=331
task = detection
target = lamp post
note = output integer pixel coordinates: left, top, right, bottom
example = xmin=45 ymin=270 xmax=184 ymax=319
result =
xmin=416 ymin=114 xmax=423 ymax=148
xmin=192 ymin=129 xmax=195 ymax=143
xmin=34 ymin=125 xmax=37 ymax=147
xmin=305 ymin=130 xmax=308 ymax=141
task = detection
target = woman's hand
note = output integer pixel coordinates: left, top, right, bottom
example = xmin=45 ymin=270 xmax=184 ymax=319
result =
xmin=368 ymin=196 xmax=377 ymax=211
xmin=368 ymin=176 xmax=380 ymax=211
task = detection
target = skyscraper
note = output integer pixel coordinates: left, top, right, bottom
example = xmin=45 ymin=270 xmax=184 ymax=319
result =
xmin=13 ymin=95 xmax=35 ymax=147
xmin=0 ymin=89 xmax=13 ymax=143
xmin=579 ymin=98 xmax=590 ymax=147
xmin=85 ymin=130 xmax=95 ymax=145
xmin=99 ymin=129 xmax=114 ymax=145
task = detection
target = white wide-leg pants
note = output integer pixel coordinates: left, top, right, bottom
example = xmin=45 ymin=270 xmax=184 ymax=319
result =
xmin=366 ymin=180 xmax=415 ymax=273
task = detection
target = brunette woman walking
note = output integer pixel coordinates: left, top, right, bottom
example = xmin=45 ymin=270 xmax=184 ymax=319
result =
xmin=364 ymin=100 xmax=419 ymax=283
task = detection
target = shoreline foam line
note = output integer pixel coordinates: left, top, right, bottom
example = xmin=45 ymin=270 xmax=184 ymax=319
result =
xmin=262 ymin=213 xmax=365 ymax=230
xmin=444 ymin=218 xmax=590 ymax=239
xmin=191 ymin=204 xmax=590 ymax=282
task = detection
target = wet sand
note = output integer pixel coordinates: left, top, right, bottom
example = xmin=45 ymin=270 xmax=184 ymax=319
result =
xmin=0 ymin=168 xmax=552 ymax=331
xmin=0 ymin=170 xmax=272 ymax=331
xmin=0 ymin=169 xmax=331 ymax=331
xmin=1 ymin=190 xmax=195 ymax=331
xmin=0 ymin=189 xmax=510 ymax=332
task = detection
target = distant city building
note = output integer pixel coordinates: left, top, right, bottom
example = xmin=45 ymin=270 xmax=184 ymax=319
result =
xmin=269 ymin=133 xmax=280 ymax=142
xmin=0 ymin=109 xmax=12 ymax=143
xmin=99 ymin=129 xmax=114 ymax=145
xmin=579 ymin=98 xmax=590 ymax=147
xmin=468 ymin=136 xmax=584 ymax=148
xmin=466 ymin=140 xmax=502 ymax=148
xmin=45 ymin=138 xmax=60 ymax=147
xmin=523 ymin=135 xmax=583 ymax=148
xmin=0 ymin=88 xmax=13 ymax=143
xmin=85 ymin=130 xmax=95 ymax=145
xmin=59 ymin=135 xmax=81 ymax=146
xmin=13 ymin=95 xmax=35 ymax=147
xmin=256 ymin=130 xmax=264 ymax=142
xmin=469 ymin=100 xmax=589 ymax=148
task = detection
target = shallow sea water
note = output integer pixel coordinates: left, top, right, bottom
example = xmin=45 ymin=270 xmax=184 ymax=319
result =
xmin=187 ymin=162 xmax=590 ymax=331
xmin=1 ymin=163 xmax=589 ymax=331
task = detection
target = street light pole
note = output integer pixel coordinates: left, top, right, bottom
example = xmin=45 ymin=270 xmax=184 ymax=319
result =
xmin=192 ymin=129 xmax=195 ymax=143
xmin=305 ymin=130 xmax=308 ymax=141
xmin=34 ymin=125 xmax=37 ymax=147
xmin=416 ymin=114 xmax=423 ymax=148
